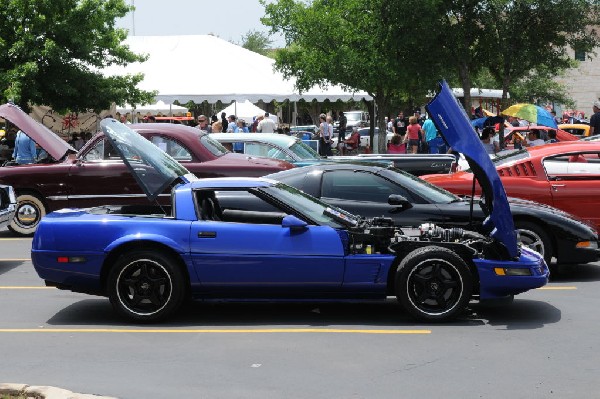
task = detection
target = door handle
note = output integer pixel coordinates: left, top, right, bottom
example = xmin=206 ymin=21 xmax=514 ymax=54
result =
xmin=197 ymin=231 xmax=217 ymax=238
xmin=551 ymin=184 xmax=565 ymax=191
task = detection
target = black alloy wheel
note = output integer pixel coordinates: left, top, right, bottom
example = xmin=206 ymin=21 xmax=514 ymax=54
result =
xmin=396 ymin=246 xmax=473 ymax=322
xmin=108 ymin=250 xmax=185 ymax=322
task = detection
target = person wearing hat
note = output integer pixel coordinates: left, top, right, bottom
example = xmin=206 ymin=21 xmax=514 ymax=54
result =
xmin=257 ymin=112 xmax=276 ymax=133
xmin=590 ymin=100 xmax=600 ymax=137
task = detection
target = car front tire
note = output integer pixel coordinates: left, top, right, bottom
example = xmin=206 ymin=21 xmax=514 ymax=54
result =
xmin=9 ymin=193 xmax=46 ymax=236
xmin=396 ymin=246 xmax=473 ymax=322
xmin=108 ymin=250 xmax=186 ymax=322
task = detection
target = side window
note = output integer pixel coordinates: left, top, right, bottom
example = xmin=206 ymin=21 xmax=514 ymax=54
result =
xmin=266 ymin=147 xmax=293 ymax=161
xmin=196 ymin=189 xmax=287 ymax=225
xmin=544 ymin=153 xmax=600 ymax=176
xmin=321 ymin=170 xmax=411 ymax=202
xmin=82 ymin=138 xmax=120 ymax=161
xmin=244 ymin=142 xmax=273 ymax=158
xmin=150 ymin=136 xmax=192 ymax=161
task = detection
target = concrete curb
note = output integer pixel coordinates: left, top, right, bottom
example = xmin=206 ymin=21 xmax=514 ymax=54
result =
xmin=0 ymin=383 xmax=118 ymax=399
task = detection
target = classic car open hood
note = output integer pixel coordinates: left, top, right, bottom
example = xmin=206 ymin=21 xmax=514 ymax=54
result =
xmin=0 ymin=103 xmax=76 ymax=161
xmin=426 ymin=81 xmax=518 ymax=258
xmin=100 ymin=119 xmax=195 ymax=201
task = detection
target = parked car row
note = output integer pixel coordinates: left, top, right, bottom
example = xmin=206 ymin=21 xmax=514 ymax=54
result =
xmin=0 ymin=91 xmax=599 ymax=275
xmin=30 ymin=81 xmax=550 ymax=323
xmin=0 ymin=104 xmax=292 ymax=234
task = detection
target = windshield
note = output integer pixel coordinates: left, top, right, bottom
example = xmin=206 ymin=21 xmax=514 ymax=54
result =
xmin=464 ymin=148 xmax=530 ymax=172
xmin=200 ymin=134 xmax=229 ymax=156
xmin=289 ymin=141 xmax=321 ymax=160
xmin=384 ymin=168 xmax=459 ymax=204
xmin=101 ymin=119 xmax=190 ymax=201
xmin=259 ymin=183 xmax=360 ymax=228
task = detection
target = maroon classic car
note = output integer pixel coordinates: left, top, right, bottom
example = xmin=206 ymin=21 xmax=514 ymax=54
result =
xmin=0 ymin=104 xmax=293 ymax=235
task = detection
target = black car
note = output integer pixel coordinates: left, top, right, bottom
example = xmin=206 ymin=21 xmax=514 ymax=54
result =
xmin=265 ymin=163 xmax=599 ymax=267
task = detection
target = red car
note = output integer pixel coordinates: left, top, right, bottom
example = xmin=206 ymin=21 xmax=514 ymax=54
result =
xmin=0 ymin=104 xmax=293 ymax=235
xmin=422 ymin=142 xmax=600 ymax=229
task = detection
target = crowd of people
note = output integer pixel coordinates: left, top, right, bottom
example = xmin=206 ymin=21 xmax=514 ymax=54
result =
xmin=195 ymin=111 xmax=279 ymax=135
xmin=385 ymin=110 xmax=447 ymax=155
xmin=1 ymin=100 xmax=598 ymax=165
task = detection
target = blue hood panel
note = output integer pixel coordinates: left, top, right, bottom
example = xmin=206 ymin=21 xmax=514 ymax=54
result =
xmin=426 ymin=81 xmax=518 ymax=258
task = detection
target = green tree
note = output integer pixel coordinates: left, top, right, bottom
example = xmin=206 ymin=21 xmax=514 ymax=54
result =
xmin=509 ymin=66 xmax=576 ymax=108
xmin=262 ymin=0 xmax=446 ymax=153
xmin=0 ymin=0 xmax=155 ymax=113
xmin=240 ymin=30 xmax=274 ymax=57
xmin=481 ymin=0 xmax=599 ymax=110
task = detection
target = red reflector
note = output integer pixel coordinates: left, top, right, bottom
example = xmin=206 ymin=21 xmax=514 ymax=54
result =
xmin=57 ymin=257 xmax=69 ymax=263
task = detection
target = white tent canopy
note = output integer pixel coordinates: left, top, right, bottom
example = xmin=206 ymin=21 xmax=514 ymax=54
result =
xmin=102 ymin=35 xmax=372 ymax=104
xmin=451 ymin=88 xmax=509 ymax=99
xmin=116 ymin=100 xmax=188 ymax=115
xmin=216 ymin=101 xmax=277 ymax=124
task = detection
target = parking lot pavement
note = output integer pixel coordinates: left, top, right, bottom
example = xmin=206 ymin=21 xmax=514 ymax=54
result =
xmin=2 ymin=234 xmax=600 ymax=398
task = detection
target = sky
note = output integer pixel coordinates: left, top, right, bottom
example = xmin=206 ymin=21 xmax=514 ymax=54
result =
xmin=116 ymin=0 xmax=284 ymax=47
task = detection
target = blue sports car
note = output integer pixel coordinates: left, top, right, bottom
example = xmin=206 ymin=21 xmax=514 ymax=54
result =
xmin=31 ymin=81 xmax=549 ymax=322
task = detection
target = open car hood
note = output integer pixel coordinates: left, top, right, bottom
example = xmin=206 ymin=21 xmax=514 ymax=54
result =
xmin=0 ymin=103 xmax=76 ymax=161
xmin=100 ymin=118 xmax=195 ymax=201
xmin=426 ymin=81 xmax=518 ymax=258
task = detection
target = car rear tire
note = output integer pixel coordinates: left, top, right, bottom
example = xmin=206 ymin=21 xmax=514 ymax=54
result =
xmin=108 ymin=250 xmax=186 ymax=322
xmin=9 ymin=193 xmax=46 ymax=236
xmin=396 ymin=246 xmax=473 ymax=322
xmin=515 ymin=221 xmax=552 ymax=265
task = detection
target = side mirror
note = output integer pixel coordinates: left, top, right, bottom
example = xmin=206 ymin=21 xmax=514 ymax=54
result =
xmin=282 ymin=215 xmax=308 ymax=231
xmin=388 ymin=194 xmax=413 ymax=210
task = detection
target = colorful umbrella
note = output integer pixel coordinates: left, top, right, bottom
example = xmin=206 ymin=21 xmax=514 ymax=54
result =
xmin=501 ymin=103 xmax=558 ymax=129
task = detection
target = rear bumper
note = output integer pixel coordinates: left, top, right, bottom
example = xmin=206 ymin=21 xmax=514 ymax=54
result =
xmin=474 ymin=248 xmax=549 ymax=299
xmin=31 ymin=250 xmax=105 ymax=294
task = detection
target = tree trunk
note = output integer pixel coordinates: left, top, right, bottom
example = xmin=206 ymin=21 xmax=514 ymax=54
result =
xmin=458 ymin=63 xmax=472 ymax=117
xmin=374 ymin=93 xmax=390 ymax=154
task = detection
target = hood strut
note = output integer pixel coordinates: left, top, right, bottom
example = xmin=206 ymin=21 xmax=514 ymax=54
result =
xmin=469 ymin=175 xmax=476 ymax=229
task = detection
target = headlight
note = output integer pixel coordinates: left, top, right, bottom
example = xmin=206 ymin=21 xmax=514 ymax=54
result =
xmin=494 ymin=268 xmax=532 ymax=276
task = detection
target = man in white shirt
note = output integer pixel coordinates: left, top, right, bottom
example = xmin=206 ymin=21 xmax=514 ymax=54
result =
xmin=257 ymin=112 xmax=276 ymax=133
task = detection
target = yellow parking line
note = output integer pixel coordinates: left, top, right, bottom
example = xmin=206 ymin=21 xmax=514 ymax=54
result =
xmin=0 ymin=238 xmax=31 ymax=241
xmin=538 ymin=286 xmax=577 ymax=290
xmin=0 ymin=328 xmax=430 ymax=334
xmin=0 ymin=259 xmax=31 ymax=262
xmin=0 ymin=286 xmax=53 ymax=290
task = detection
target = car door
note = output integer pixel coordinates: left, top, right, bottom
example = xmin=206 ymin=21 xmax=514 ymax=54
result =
xmin=189 ymin=190 xmax=346 ymax=294
xmin=318 ymin=170 xmax=443 ymax=227
xmin=543 ymin=151 xmax=600 ymax=227
xmin=66 ymin=136 xmax=148 ymax=208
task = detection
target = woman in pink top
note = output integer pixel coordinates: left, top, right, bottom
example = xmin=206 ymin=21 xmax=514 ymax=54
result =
xmin=405 ymin=115 xmax=424 ymax=154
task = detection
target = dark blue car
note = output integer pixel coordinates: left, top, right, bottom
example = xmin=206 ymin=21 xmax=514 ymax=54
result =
xmin=31 ymin=81 xmax=549 ymax=323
